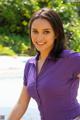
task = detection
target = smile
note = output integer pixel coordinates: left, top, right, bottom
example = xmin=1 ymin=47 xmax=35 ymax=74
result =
xmin=36 ymin=42 xmax=46 ymax=45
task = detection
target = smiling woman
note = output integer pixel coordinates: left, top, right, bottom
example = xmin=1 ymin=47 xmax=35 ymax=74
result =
xmin=8 ymin=8 xmax=80 ymax=120
xmin=31 ymin=18 xmax=56 ymax=60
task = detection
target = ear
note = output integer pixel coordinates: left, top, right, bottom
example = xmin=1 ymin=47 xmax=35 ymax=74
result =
xmin=77 ymin=73 xmax=80 ymax=80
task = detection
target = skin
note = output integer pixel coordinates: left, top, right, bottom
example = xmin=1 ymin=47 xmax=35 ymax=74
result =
xmin=77 ymin=73 xmax=80 ymax=80
xmin=31 ymin=18 xmax=57 ymax=74
xmin=31 ymin=18 xmax=56 ymax=61
xmin=8 ymin=18 xmax=80 ymax=120
xmin=31 ymin=18 xmax=80 ymax=78
xmin=8 ymin=18 xmax=57 ymax=120
xmin=8 ymin=86 xmax=31 ymax=120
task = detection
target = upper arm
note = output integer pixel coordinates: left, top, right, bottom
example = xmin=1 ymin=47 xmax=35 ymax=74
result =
xmin=19 ymin=59 xmax=31 ymax=110
xmin=76 ymin=53 xmax=80 ymax=80
xmin=69 ymin=52 xmax=80 ymax=80
xmin=17 ymin=85 xmax=31 ymax=109
xmin=8 ymin=86 xmax=31 ymax=120
xmin=77 ymin=73 xmax=80 ymax=80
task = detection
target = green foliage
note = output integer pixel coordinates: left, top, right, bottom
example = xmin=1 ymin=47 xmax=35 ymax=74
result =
xmin=66 ymin=20 xmax=80 ymax=52
xmin=0 ymin=0 xmax=21 ymax=33
xmin=0 ymin=45 xmax=16 ymax=56
xmin=0 ymin=0 xmax=80 ymax=55
xmin=0 ymin=33 xmax=31 ymax=56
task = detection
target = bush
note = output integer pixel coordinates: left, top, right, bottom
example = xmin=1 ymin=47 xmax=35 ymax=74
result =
xmin=0 ymin=33 xmax=31 ymax=56
xmin=0 ymin=0 xmax=80 ymax=55
xmin=0 ymin=45 xmax=16 ymax=56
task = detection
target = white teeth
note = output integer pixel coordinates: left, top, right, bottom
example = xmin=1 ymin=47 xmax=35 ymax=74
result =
xmin=36 ymin=42 xmax=46 ymax=45
xmin=38 ymin=43 xmax=44 ymax=45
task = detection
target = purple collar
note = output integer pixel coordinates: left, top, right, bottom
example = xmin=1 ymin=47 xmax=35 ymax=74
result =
xmin=29 ymin=49 xmax=75 ymax=65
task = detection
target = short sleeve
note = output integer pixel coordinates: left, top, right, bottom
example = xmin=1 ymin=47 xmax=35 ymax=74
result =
xmin=71 ymin=52 xmax=80 ymax=78
xmin=75 ymin=52 xmax=80 ymax=74
xmin=23 ymin=60 xmax=30 ymax=86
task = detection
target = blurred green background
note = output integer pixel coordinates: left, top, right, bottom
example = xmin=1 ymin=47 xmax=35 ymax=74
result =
xmin=0 ymin=0 xmax=80 ymax=56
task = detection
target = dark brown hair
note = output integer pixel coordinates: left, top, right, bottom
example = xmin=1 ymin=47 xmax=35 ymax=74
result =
xmin=29 ymin=8 xmax=66 ymax=60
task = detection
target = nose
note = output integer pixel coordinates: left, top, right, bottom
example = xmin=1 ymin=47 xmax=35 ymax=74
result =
xmin=37 ymin=33 xmax=44 ymax=42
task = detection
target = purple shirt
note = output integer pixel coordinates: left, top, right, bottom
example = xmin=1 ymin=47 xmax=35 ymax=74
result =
xmin=24 ymin=50 xmax=80 ymax=120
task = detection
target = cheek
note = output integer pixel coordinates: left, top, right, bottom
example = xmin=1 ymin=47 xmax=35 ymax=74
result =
xmin=48 ymin=36 xmax=55 ymax=45
xmin=31 ymin=35 xmax=36 ymax=43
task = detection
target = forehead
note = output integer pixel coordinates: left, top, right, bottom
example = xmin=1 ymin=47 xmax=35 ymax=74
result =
xmin=31 ymin=18 xmax=52 ymax=29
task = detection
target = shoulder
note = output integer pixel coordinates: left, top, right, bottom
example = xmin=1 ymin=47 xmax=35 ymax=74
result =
xmin=61 ymin=49 xmax=80 ymax=67
xmin=25 ymin=55 xmax=37 ymax=68
xmin=68 ymin=50 xmax=80 ymax=62
xmin=62 ymin=49 xmax=80 ymax=60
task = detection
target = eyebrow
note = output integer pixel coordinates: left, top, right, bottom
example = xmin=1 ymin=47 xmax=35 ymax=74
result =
xmin=32 ymin=28 xmax=52 ymax=30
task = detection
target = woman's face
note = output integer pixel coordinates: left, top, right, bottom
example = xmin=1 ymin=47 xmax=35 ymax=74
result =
xmin=31 ymin=18 xmax=56 ymax=54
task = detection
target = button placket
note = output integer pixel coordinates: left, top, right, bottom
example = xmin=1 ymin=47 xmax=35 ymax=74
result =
xmin=33 ymin=64 xmax=41 ymax=104
xmin=34 ymin=61 xmax=47 ymax=120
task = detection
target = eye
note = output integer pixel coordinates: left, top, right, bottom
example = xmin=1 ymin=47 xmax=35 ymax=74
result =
xmin=32 ymin=30 xmax=38 ymax=34
xmin=44 ymin=31 xmax=50 ymax=34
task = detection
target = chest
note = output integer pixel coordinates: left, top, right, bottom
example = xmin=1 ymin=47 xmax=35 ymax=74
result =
xmin=36 ymin=60 xmax=45 ymax=76
xmin=27 ymin=58 xmax=79 ymax=99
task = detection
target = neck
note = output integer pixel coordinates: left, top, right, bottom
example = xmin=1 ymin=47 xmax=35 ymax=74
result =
xmin=39 ymin=51 xmax=50 ymax=61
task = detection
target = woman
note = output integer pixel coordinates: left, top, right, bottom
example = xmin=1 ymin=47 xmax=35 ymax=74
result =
xmin=8 ymin=8 xmax=80 ymax=120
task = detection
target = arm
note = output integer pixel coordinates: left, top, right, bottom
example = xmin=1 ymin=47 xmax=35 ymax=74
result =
xmin=77 ymin=73 xmax=80 ymax=80
xmin=8 ymin=85 xmax=31 ymax=120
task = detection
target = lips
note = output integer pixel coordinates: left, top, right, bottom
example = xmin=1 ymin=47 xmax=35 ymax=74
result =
xmin=36 ymin=42 xmax=46 ymax=45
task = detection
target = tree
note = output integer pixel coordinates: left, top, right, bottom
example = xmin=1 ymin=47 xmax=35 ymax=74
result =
xmin=0 ymin=0 xmax=80 ymax=55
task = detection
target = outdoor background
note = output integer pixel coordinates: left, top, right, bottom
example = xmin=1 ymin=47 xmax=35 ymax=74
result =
xmin=0 ymin=0 xmax=80 ymax=120
xmin=0 ymin=0 xmax=80 ymax=55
